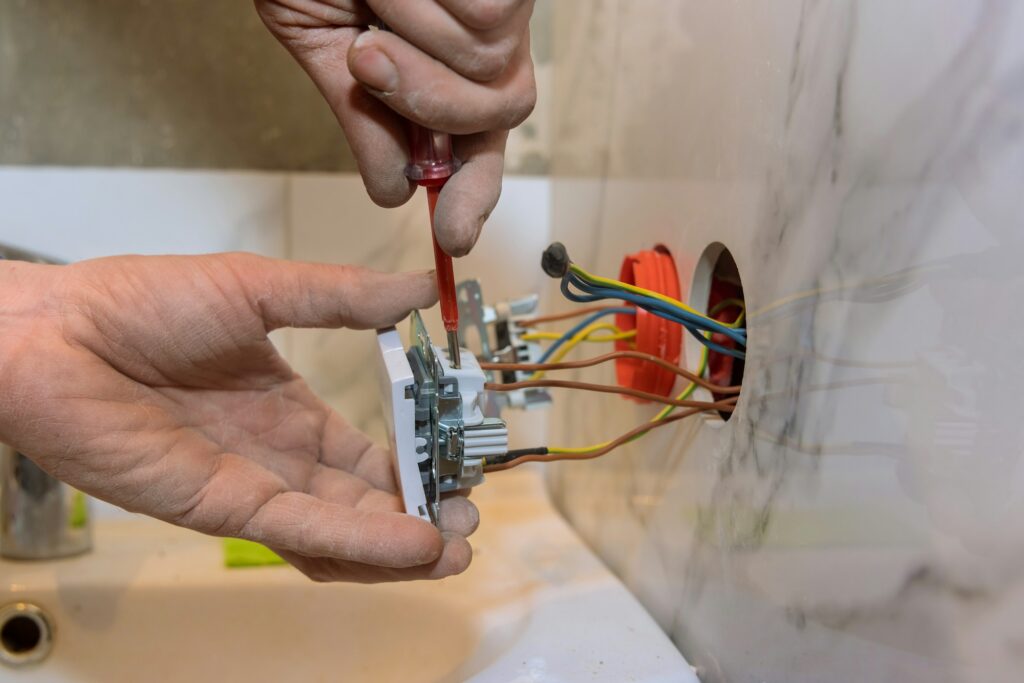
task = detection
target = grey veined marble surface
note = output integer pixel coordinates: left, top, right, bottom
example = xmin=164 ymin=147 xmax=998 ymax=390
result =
xmin=546 ymin=1 xmax=1024 ymax=681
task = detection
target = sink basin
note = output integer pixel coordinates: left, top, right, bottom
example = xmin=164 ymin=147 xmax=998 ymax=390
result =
xmin=1 ymin=469 xmax=695 ymax=682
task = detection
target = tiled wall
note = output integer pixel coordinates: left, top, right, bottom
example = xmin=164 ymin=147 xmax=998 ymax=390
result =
xmin=546 ymin=2 xmax=1024 ymax=682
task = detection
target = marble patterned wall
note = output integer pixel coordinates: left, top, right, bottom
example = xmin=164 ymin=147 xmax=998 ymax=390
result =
xmin=546 ymin=2 xmax=1024 ymax=682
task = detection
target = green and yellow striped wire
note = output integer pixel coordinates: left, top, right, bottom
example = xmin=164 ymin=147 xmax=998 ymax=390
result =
xmin=546 ymin=298 xmax=744 ymax=456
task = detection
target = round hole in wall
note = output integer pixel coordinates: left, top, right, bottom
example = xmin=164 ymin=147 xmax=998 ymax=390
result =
xmin=0 ymin=603 xmax=53 ymax=668
xmin=688 ymin=243 xmax=745 ymax=421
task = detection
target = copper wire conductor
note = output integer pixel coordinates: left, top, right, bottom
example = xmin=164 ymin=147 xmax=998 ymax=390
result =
xmin=483 ymin=404 xmax=732 ymax=471
xmin=485 ymin=379 xmax=740 ymax=410
xmin=480 ymin=350 xmax=742 ymax=394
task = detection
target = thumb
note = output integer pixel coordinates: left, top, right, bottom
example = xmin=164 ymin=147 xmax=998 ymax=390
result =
xmin=432 ymin=130 xmax=508 ymax=257
xmin=225 ymin=254 xmax=438 ymax=331
xmin=241 ymin=492 xmax=445 ymax=569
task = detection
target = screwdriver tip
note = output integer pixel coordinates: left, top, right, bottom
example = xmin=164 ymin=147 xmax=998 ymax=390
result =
xmin=446 ymin=330 xmax=462 ymax=369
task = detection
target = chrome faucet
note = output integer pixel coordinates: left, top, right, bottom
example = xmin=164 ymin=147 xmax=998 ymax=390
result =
xmin=0 ymin=244 xmax=92 ymax=560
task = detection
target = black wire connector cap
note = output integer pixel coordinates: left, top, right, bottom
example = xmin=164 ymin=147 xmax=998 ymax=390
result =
xmin=541 ymin=242 xmax=571 ymax=278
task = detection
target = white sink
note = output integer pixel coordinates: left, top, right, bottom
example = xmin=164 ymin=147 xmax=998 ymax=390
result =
xmin=1 ymin=469 xmax=695 ymax=682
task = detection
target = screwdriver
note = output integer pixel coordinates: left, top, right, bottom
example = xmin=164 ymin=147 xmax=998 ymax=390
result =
xmin=369 ymin=22 xmax=463 ymax=367
xmin=406 ymin=123 xmax=463 ymax=368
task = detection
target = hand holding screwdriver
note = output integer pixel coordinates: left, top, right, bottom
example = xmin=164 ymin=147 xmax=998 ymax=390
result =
xmin=375 ymin=18 xmax=464 ymax=367
xmin=256 ymin=0 xmax=538 ymax=256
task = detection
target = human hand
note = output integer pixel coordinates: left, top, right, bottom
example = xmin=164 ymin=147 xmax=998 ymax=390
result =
xmin=0 ymin=253 xmax=478 ymax=582
xmin=256 ymin=0 xmax=537 ymax=256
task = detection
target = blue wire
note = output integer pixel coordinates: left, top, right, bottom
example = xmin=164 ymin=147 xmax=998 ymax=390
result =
xmin=621 ymin=299 xmax=747 ymax=359
xmin=564 ymin=274 xmax=748 ymax=346
xmin=560 ymin=276 xmax=747 ymax=360
xmin=565 ymin=272 xmax=747 ymax=343
xmin=646 ymin=310 xmax=747 ymax=360
xmin=537 ymin=307 xmax=636 ymax=363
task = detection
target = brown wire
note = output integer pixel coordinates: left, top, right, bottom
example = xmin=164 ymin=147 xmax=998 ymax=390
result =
xmin=483 ymin=405 xmax=724 ymax=472
xmin=485 ymin=379 xmax=739 ymax=410
xmin=480 ymin=350 xmax=742 ymax=394
xmin=514 ymin=305 xmax=621 ymax=327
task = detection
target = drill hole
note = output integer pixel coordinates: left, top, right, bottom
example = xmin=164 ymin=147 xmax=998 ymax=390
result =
xmin=688 ymin=243 xmax=745 ymax=421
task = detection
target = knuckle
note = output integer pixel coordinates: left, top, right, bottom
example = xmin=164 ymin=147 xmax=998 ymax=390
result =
xmin=461 ymin=0 xmax=518 ymax=30
xmin=503 ymin=81 xmax=537 ymax=128
xmin=458 ymin=41 xmax=516 ymax=82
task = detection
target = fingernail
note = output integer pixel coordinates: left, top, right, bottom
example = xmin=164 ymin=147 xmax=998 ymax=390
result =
xmin=351 ymin=33 xmax=398 ymax=93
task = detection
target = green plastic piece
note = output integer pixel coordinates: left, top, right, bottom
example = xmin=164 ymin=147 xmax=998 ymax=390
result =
xmin=222 ymin=538 xmax=286 ymax=568
xmin=69 ymin=490 xmax=89 ymax=529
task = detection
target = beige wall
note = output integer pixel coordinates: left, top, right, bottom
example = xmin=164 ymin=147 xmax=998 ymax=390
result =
xmin=0 ymin=0 xmax=550 ymax=173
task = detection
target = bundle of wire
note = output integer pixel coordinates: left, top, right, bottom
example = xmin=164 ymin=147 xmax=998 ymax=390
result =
xmin=520 ymin=306 xmax=636 ymax=373
xmin=532 ymin=242 xmax=746 ymax=360
xmin=562 ymin=265 xmax=746 ymax=359
xmin=475 ymin=243 xmax=748 ymax=471
xmin=481 ymin=300 xmax=745 ymax=472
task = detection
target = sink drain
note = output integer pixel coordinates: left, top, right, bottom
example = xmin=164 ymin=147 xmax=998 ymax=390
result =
xmin=0 ymin=603 xmax=53 ymax=667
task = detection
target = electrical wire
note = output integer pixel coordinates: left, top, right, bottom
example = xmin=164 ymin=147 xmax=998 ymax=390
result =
xmin=645 ymin=330 xmax=711 ymax=426
xmin=491 ymin=245 xmax=750 ymax=465
xmin=480 ymin=350 xmax=741 ymax=394
xmin=506 ymin=323 xmax=725 ymax=458
xmin=541 ymin=341 xmax=711 ymax=456
xmin=535 ymin=306 xmax=635 ymax=363
xmin=520 ymin=327 xmax=636 ymax=343
xmin=538 ymin=243 xmax=747 ymax=358
xmin=486 ymin=378 xmax=737 ymax=410
xmin=567 ymin=268 xmax=747 ymax=343
xmin=562 ymin=275 xmax=747 ymax=358
xmin=516 ymin=305 xmax=623 ymax=327
xmin=570 ymin=263 xmax=705 ymax=320
xmin=613 ymin=297 xmax=743 ymax=428
xmin=711 ymin=298 xmax=746 ymax=328
xmin=539 ymin=322 xmax=636 ymax=363
xmin=564 ymin=273 xmax=747 ymax=344
xmin=483 ymin=401 xmax=736 ymax=472
xmin=525 ymin=316 xmax=641 ymax=382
